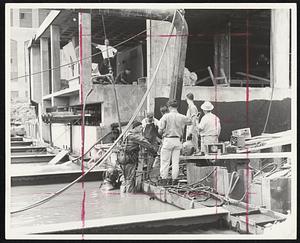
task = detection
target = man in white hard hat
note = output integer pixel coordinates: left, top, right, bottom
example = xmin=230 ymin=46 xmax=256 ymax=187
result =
xmin=198 ymin=101 xmax=221 ymax=154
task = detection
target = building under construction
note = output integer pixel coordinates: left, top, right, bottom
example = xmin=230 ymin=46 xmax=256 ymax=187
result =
xmin=8 ymin=6 xmax=295 ymax=238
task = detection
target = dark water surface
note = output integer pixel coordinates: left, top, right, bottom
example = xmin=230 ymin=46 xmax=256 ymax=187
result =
xmin=10 ymin=181 xmax=237 ymax=234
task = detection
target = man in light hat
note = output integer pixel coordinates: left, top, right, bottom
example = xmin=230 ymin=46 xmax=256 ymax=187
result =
xmin=198 ymin=101 xmax=221 ymax=153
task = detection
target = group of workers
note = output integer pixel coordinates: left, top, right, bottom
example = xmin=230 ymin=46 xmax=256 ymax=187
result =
xmin=101 ymin=92 xmax=221 ymax=192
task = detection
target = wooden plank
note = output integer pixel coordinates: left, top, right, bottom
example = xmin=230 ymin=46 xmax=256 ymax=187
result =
xmin=180 ymin=152 xmax=292 ymax=161
xmin=11 ymin=146 xmax=47 ymax=152
xmin=11 ymin=170 xmax=105 ymax=187
xmin=14 ymin=207 xmax=228 ymax=234
xmin=34 ymin=10 xmax=61 ymax=41
xmin=48 ymin=149 xmax=69 ymax=165
xmin=236 ymin=72 xmax=270 ymax=83
xmin=11 ymin=137 xmax=23 ymax=142
xmin=11 ymin=154 xmax=56 ymax=164
xmin=237 ymin=137 xmax=291 ymax=153
xmin=10 ymin=141 xmax=33 ymax=147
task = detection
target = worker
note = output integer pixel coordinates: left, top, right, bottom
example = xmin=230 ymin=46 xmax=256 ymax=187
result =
xmin=158 ymin=100 xmax=191 ymax=186
xmin=115 ymin=68 xmax=132 ymax=84
xmin=151 ymin=105 xmax=169 ymax=170
xmin=99 ymin=168 xmax=121 ymax=191
xmin=141 ymin=112 xmax=160 ymax=179
xmin=198 ymin=101 xmax=221 ymax=154
xmin=142 ymin=112 xmax=159 ymax=136
xmin=182 ymin=134 xmax=196 ymax=156
xmin=117 ymin=121 xmax=158 ymax=193
xmin=158 ymin=105 xmax=169 ymax=126
xmin=92 ymin=38 xmax=117 ymax=76
xmin=185 ymin=92 xmax=199 ymax=153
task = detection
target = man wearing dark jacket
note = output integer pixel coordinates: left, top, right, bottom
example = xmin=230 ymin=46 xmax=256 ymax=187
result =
xmin=119 ymin=121 xmax=157 ymax=193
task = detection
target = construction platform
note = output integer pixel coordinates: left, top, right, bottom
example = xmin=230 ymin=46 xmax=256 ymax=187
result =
xmin=14 ymin=207 xmax=229 ymax=234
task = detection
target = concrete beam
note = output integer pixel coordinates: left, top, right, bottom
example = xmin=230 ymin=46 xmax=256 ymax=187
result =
xmin=98 ymin=9 xmax=174 ymax=21
xmin=50 ymin=25 xmax=61 ymax=92
xmin=270 ymin=9 xmax=290 ymax=88
xmin=78 ymin=12 xmax=92 ymax=102
xmin=30 ymin=44 xmax=42 ymax=103
xmin=40 ymin=37 xmax=50 ymax=96
xmin=15 ymin=207 xmax=228 ymax=234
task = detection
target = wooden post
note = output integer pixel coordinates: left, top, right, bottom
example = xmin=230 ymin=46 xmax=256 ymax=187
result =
xmin=40 ymin=37 xmax=50 ymax=96
xmin=50 ymin=25 xmax=61 ymax=93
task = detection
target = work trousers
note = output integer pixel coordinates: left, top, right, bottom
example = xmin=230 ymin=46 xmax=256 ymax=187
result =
xmin=119 ymin=152 xmax=138 ymax=193
xmin=160 ymin=137 xmax=182 ymax=180
xmin=186 ymin=125 xmax=199 ymax=152
xmin=200 ymin=135 xmax=218 ymax=153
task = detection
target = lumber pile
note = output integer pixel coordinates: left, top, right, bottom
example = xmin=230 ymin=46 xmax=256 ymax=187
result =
xmin=236 ymin=130 xmax=291 ymax=153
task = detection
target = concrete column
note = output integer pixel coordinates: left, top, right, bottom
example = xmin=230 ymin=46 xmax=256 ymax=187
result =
xmin=40 ymin=37 xmax=50 ymax=96
xmin=78 ymin=12 xmax=92 ymax=101
xmin=30 ymin=44 xmax=42 ymax=103
xmin=270 ymin=9 xmax=290 ymax=88
xmin=32 ymin=9 xmax=39 ymax=28
xmin=24 ymin=43 xmax=31 ymax=103
xmin=50 ymin=25 xmax=61 ymax=92
xmin=13 ymin=9 xmax=20 ymax=27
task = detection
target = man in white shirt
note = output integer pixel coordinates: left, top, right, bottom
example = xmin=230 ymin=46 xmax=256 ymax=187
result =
xmin=185 ymin=92 xmax=199 ymax=152
xmin=198 ymin=101 xmax=221 ymax=153
xmin=158 ymin=100 xmax=191 ymax=185
xmin=92 ymin=39 xmax=117 ymax=76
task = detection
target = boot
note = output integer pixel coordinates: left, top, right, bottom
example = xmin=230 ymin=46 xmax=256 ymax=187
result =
xmin=172 ymin=179 xmax=179 ymax=186
xmin=158 ymin=178 xmax=167 ymax=187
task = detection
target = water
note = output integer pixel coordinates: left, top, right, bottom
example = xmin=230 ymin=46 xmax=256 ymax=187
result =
xmin=10 ymin=181 xmax=179 ymax=229
xmin=10 ymin=181 xmax=237 ymax=234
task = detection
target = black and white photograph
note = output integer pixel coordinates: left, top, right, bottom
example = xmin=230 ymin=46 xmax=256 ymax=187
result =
xmin=5 ymin=3 xmax=297 ymax=240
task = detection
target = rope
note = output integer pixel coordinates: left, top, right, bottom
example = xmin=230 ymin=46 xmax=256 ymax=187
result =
xmin=11 ymin=10 xmax=177 ymax=215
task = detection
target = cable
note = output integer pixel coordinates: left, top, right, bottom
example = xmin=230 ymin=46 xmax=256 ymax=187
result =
xmin=11 ymin=10 xmax=177 ymax=215
xmin=10 ymin=14 xmax=172 ymax=81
